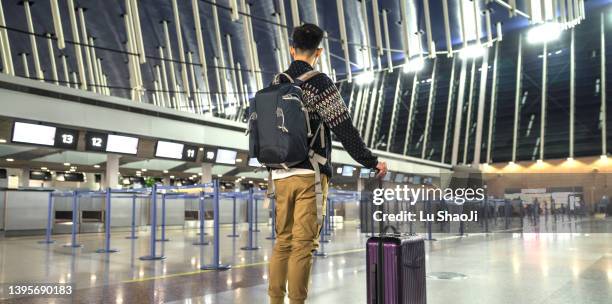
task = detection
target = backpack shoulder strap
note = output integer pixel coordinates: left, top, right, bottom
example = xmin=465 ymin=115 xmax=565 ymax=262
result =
xmin=294 ymin=70 xmax=320 ymax=85
xmin=274 ymin=73 xmax=294 ymax=84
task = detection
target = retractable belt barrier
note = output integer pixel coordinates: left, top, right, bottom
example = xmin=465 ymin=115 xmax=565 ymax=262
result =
xmin=220 ymin=191 xmax=249 ymax=238
xmin=241 ymin=188 xmax=261 ymax=251
xmin=96 ymin=188 xmax=150 ymax=253
xmin=138 ymin=182 xmax=230 ymax=270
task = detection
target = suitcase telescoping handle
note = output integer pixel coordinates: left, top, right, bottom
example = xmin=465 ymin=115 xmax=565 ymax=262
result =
xmin=375 ymin=171 xmax=384 ymax=304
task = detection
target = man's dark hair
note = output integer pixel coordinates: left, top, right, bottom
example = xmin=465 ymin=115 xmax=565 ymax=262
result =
xmin=291 ymin=23 xmax=324 ymax=54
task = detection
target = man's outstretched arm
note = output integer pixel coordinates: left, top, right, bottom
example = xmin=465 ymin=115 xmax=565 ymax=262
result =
xmin=304 ymin=76 xmax=387 ymax=176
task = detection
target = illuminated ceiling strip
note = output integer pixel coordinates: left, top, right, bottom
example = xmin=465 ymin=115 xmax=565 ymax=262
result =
xmin=290 ymin=0 xmax=300 ymax=26
xmin=423 ymin=0 xmax=435 ymax=58
xmin=191 ymin=0 xmax=212 ymax=112
xmin=23 ymin=1 xmax=43 ymax=81
xmin=442 ymin=0 xmax=453 ymax=57
xmin=67 ymin=0 xmax=87 ymax=90
xmin=49 ymin=0 xmax=65 ymax=49
xmin=171 ymin=0 xmax=191 ymax=98
xmin=77 ymin=7 xmax=97 ymax=93
xmin=382 ymin=9 xmax=393 ymax=71
xmin=130 ymin=0 xmax=146 ymax=64
xmin=336 ymin=0 xmax=351 ymax=83
xmin=371 ymin=0 xmax=383 ymax=57
xmin=473 ymin=48 xmax=489 ymax=165
xmin=45 ymin=34 xmax=58 ymax=85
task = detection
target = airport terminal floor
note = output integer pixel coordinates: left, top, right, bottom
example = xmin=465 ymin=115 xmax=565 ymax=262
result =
xmin=0 ymin=219 xmax=611 ymax=304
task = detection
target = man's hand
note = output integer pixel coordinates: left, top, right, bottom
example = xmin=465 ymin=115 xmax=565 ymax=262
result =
xmin=375 ymin=161 xmax=388 ymax=178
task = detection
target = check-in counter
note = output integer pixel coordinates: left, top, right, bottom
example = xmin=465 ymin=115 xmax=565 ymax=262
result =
xmin=155 ymin=194 xmax=186 ymax=227
xmin=3 ymin=188 xmax=54 ymax=235
xmin=219 ymin=196 xmax=247 ymax=224
xmin=0 ymin=189 xmax=5 ymax=230
xmin=109 ymin=195 xmax=148 ymax=228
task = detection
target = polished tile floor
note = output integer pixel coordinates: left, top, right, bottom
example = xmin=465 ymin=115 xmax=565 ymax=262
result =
xmin=0 ymin=217 xmax=611 ymax=303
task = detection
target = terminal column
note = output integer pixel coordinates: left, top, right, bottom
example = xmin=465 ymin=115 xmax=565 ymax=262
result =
xmin=19 ymin=167 xmax=30 ymax=188
xmin=201 ymin=163 xmax=212 ymax=184
xmin=105 ymin=154 xmax=120 ymax=189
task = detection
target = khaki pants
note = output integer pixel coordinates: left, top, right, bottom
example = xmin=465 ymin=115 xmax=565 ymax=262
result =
xmin=268 ymin=174 xmax=328 ymax=304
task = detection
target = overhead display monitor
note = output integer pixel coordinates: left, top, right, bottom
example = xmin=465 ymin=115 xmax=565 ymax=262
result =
xmin=12 ymin=122 xmax=80 ymax=149
xmin=54 ymin=128 xmax=79 ymax=149
xmin=30 ymin=170 xmax=52 ymax=181
xmin=85 ymin=132 xmax=108 ymax=152
xmin=215 ymin=149 xmax=237 ymax=165
xmin=359 ymin=168 xmax=371 ymax=178
xmin=12 ymin=122 xmax=56 ymax=146
xmin=394 ymin=173 xmax=405 ymax=183
xmin=182 ymin=145 xmax=198 ymax=162
xmin=85 ymin=132 xmax=139 ymax=155
xmin=248 ymin=157 xmax=262 ymax=167
xmin=202 ymin=148 xmax=216 ymax=163
xmin=341 ymin=165 xmax=356 ymax=177
xmin=106 ymin=134 xmax=139 ymax=155
xmin=155 ymin=141 xmax=184 ymax=159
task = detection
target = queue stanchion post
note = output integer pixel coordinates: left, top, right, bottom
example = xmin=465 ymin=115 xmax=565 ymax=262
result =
xmin=314 ymin=215 xmax=328 ymax=257
xmin=193 ymin=191 xmax=210 ymax=246
xmin=63 ymin=191 xmax=83 ymax=248
xmin=227 ymin=195 xmax=239 ymax=237
xmin=241 ymin=187 xmax=260 ymax=250
xmin=324 ymin=198 xmax=331 ymax=236
xmin=157 ymin=193 xmax=170 ymax=242
xmin=96 ymin=188 xmax=119 ymax=253
xmin=321 ymin=204 xmax=330 ymax=243
xmin=484 ymin=199 xmax=489 ymax=233
xmin=266 ymin=196 xmax=276 ymax=240
xmin=426 ymin=200 xmax=436 ymax=241
xmin=253 ymin=197 xmax=260 ymax=232
xmin=140 ymin=184 xmax=166 ymax=260
xmin=38 ymin=192 xmax=56 ymax=244
xmin=201 ymin=179 xmax=231 ymax=270
xmin=126 ymin=194 xmax=138 ymax=239
xmin=505 ymin=200 xmax=510 ymax=230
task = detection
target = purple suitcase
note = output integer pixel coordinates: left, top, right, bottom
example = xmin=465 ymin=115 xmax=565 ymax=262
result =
xmin=366 ymin=236 xmax=426 ymax=304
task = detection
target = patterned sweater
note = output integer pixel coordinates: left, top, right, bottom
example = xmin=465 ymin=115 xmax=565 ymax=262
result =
xmin=274 ymin=60 xmax=378 ymax=177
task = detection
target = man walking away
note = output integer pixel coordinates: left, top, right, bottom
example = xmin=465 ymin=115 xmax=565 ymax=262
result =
xmin=268 ymin=23 xmax=388 ymax=304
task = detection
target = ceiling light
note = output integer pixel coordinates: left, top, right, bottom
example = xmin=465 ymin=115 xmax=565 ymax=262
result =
xmin=403 ymin=57 xmax=425 ymax=73
xmin=41 ymin=167 xmax=47 ymax=170
xmin=170 ymin=175 xmax=175 ymax=179
xmin=217 ymin=174 xmax=222 ymax=177
xmin=527 ymin=22 xmax=562 ymax=44
xmin=93 ymin=165 xmax=100 ymax=168
xmin=199 ymin=147 xmax=204 ymax=151
xmin=0 ymin=138 xmax=6 ymax=143
xmin=163 ymin=170 xmax=169 ymax=173
xmin=141 ymin=169 xmax=147 ymax=172
xmin=6 ymin=158 xmax=14 ymax=162
xmin=355 ymin=71 xmax=374 ymax=85
xmin=236 ymin=159 xmax=243 ymax=163
xmin=459 ymin=44 xmax=485 ymax=60
xmin=64 ymin=162 xmax=71 ymax=166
